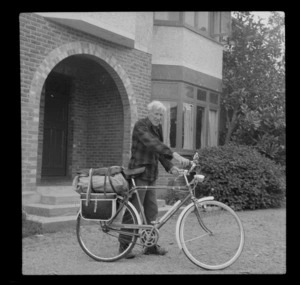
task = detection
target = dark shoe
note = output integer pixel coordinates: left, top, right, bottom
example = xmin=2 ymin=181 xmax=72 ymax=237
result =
xmin=144 ymin=245 xmax=168 ymax=255
xmin=119 ymin=243 xmax=135 ymax=259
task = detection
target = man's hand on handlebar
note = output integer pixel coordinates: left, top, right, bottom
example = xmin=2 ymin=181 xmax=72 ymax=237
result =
xmin=169 ymin=166 xmax=189 ymax=177
xmin=172 ymin=152 xmax=190 ymax=168
xmin=169 ymin=166 xmax=181 ymax=177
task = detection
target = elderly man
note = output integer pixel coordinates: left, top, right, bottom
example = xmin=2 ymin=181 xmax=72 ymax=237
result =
xmin=120 ymin=100 xmax=190 ymax=258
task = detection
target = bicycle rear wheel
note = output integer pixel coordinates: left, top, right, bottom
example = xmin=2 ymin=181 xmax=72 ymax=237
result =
xmin=178 ymin=200 xmax=244 ymax=270
xmin=76 ymin=198 xmax=139 ymax=262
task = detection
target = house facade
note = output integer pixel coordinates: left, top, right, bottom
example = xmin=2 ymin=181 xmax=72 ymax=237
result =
xmin=20 ymin=12 xmax=231 ymax=204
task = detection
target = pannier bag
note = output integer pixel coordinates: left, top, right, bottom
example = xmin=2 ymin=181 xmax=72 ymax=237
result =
xmin=80 ymin=192 xmax=117 ymax=221
xmin=73 ymin=166 xmax=128 ymax=221
xmin=73 ymin=166 xmax=129 ymax=195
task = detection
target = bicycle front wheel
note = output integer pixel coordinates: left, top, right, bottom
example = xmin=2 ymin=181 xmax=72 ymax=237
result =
xmin=178 ymin=200 xmax=244 ymax=270
xmin=76 ymin=198 xmax=139 ymax=262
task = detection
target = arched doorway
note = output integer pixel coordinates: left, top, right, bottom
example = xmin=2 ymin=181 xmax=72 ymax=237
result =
xmin=23 ymin=41 xmax=139 ymax=193
xmin=39 ymin=54 xmax=127 ymax=183
xmin=41 ymin=71 xmax=71 ymax=177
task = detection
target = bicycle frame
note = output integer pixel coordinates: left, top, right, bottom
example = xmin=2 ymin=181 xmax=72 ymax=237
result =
xmin=76 ymin=156 xmax=244 ymax=269
xmin=105 ymin=168 xmax=214 ymax=249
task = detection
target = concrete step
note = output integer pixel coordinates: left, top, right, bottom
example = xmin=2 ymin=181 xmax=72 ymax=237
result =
xmin=157 ymin=205 xmax=172 ymax=217
xmin=23 ymin=203 xmax=80 ymax=217
xmin=157 ymin=199 xmax=165 ymax=208
xmin=37 ymin=186 xmax=80 ymax=205
xmin=26 ymin=214 xmax=78 ymax=233
xmin=157 ymin=204 xmax=186 ymax=218
xmin=40 ymin=193 xmax=80 ymax=205
xmin=25 ymin=207 xmax=173 ymax=234
xmin=22 ymin=191 xmax=41 ymax=204
xmin=39 ymin=190 xmax=164 ymax=206
xmin=37 ymin=185 xmax=74 ymax=193
xmin=24 ymin=199 xmax=170 ymax=234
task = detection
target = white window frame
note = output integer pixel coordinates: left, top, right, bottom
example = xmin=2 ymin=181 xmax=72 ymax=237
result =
xmin=152 ymin=81 xmax=220 ymax=154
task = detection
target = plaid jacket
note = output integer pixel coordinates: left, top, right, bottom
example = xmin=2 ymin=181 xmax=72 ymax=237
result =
xmin=128 ymin=117 xmax=174 ymax=182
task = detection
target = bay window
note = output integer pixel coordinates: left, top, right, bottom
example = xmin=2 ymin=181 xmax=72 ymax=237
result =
xmin=196 ymin=12 xmax=209 ymax=32
xmin=196 ymin=106 xmax=205 ymax=149
xmin=184 ymin=12 xmax=195 ymax=27
xmin=182 ymin=103 xmax=194 ymax=150
xmin=211 ymin=12 xmax=231 ymax=42
xmin=154 ymin=12 xmax=180 ymax=21
xmin=154 ymin=11 xmax=231 ymax=43
xmin=161 ymin=101 xmax=177 ymax=148
xmin=152 ymin=81 xmax=220 ymax=152
xmin=208 ymin=109 xmax=218 ymax=146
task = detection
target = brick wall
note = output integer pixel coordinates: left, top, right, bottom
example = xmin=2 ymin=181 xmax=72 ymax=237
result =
xmin=86 ymin=79 xmax=124 ymax=168
xmin=69 ymin=78 xmax=89 ymax=175
xmin=36 ymin=86 xmax=45 ymax=183
xmin=20 ymin=13 xmax=152 ymax=192
xmin=21 ymin=13 xmax=188 ymax=199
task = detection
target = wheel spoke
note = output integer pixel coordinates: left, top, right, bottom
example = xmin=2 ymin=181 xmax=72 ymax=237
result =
xmin=76 ymin=198 xmax=139 ymax=262
xmin=179 ymin=200 xmax=244 ymax=270
xmin=184 ymin=232 xmax=211 ymax=243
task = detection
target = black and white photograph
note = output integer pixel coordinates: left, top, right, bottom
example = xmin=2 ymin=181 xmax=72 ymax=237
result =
xmin=20 ymin=11 xmax=286 ymax=276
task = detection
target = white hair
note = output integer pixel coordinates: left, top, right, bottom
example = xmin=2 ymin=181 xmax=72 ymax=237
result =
xmin=147 ymin=100 xmax=166 ymax=112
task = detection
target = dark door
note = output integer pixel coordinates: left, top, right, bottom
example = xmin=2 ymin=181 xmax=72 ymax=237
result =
xmin=42 ymin=72 xmax=70 ymax=176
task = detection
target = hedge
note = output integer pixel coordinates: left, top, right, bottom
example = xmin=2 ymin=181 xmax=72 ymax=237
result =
xmin=167 ymin=144 xmax=286 ymax=211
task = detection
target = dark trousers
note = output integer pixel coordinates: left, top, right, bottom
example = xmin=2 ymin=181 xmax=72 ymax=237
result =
xmin=130 ymin=179 xmax=158 ymax=224
xmin=119 ymin=178 xmax=157 ymax=246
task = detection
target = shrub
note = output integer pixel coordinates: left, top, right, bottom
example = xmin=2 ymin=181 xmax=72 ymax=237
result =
xmin=191 ymin=144 xmax=286 ymax=210
xmin=254 ymin=133 xmax=286 ymax=168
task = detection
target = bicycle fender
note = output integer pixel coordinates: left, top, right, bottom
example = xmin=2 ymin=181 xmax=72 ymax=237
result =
xmin=127 ymin=201 xmax=143 ymax=225
xmin=175 ymin=196 xmax=214 ymax=251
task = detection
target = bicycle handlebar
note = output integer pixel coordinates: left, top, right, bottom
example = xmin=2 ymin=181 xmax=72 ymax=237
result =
xmin=174 ymin=151 xmax=204 ymax=183
xmin=176 ymin=160 xmax=197 ymax=177
xmin=188 ymin=160 xmax=197 ymax=174
xmin=175 ymin=163 xmax=204 ymax=186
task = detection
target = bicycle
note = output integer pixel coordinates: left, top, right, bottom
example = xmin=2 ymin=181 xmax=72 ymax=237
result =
xmin=76 ymin=154 xmax=245 ymax=270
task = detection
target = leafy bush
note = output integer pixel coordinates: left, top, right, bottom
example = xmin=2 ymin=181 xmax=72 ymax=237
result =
xmin=231 ymin=130 xmax=286 ymax=168
xmin=192 ymin=144 xmax=286 ymax=210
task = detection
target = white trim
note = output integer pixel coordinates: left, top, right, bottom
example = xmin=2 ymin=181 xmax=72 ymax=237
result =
xmin=35 ymin=12 xmax=135 ymax=48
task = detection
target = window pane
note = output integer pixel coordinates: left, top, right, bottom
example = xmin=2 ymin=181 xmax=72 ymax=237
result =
xmin=182 ymin=103 xmax=194 ymax=150
xmin=196 ymin=106 xmax=205 ymax=149
xmin=212 ymin=12 xmax=221 ymax=35
xmin=197 ymin=89 xmax=206 ymax=101
xmin=208 ymin=110 xmax=218 ymax=146
xmin=184 ymin=84 xmax=194 ymax=99
xmin=161 ymin=101 xmax=177 ymax=148
xmin=184 ymin=12 xmax=195 ymax=27
xmin=154 ymin=12 xmax=180 ymax=21
xmin=196 ymin=12 xmax=209 ymax=32
xmin=220 ymin=12 xmax=231 ymax=34
xmin=209 ymin=92 xmax=219 ymax=104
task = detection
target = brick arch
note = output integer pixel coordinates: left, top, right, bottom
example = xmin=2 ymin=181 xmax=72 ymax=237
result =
xmin=30 ymin=41 xmax=138 ymax=167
